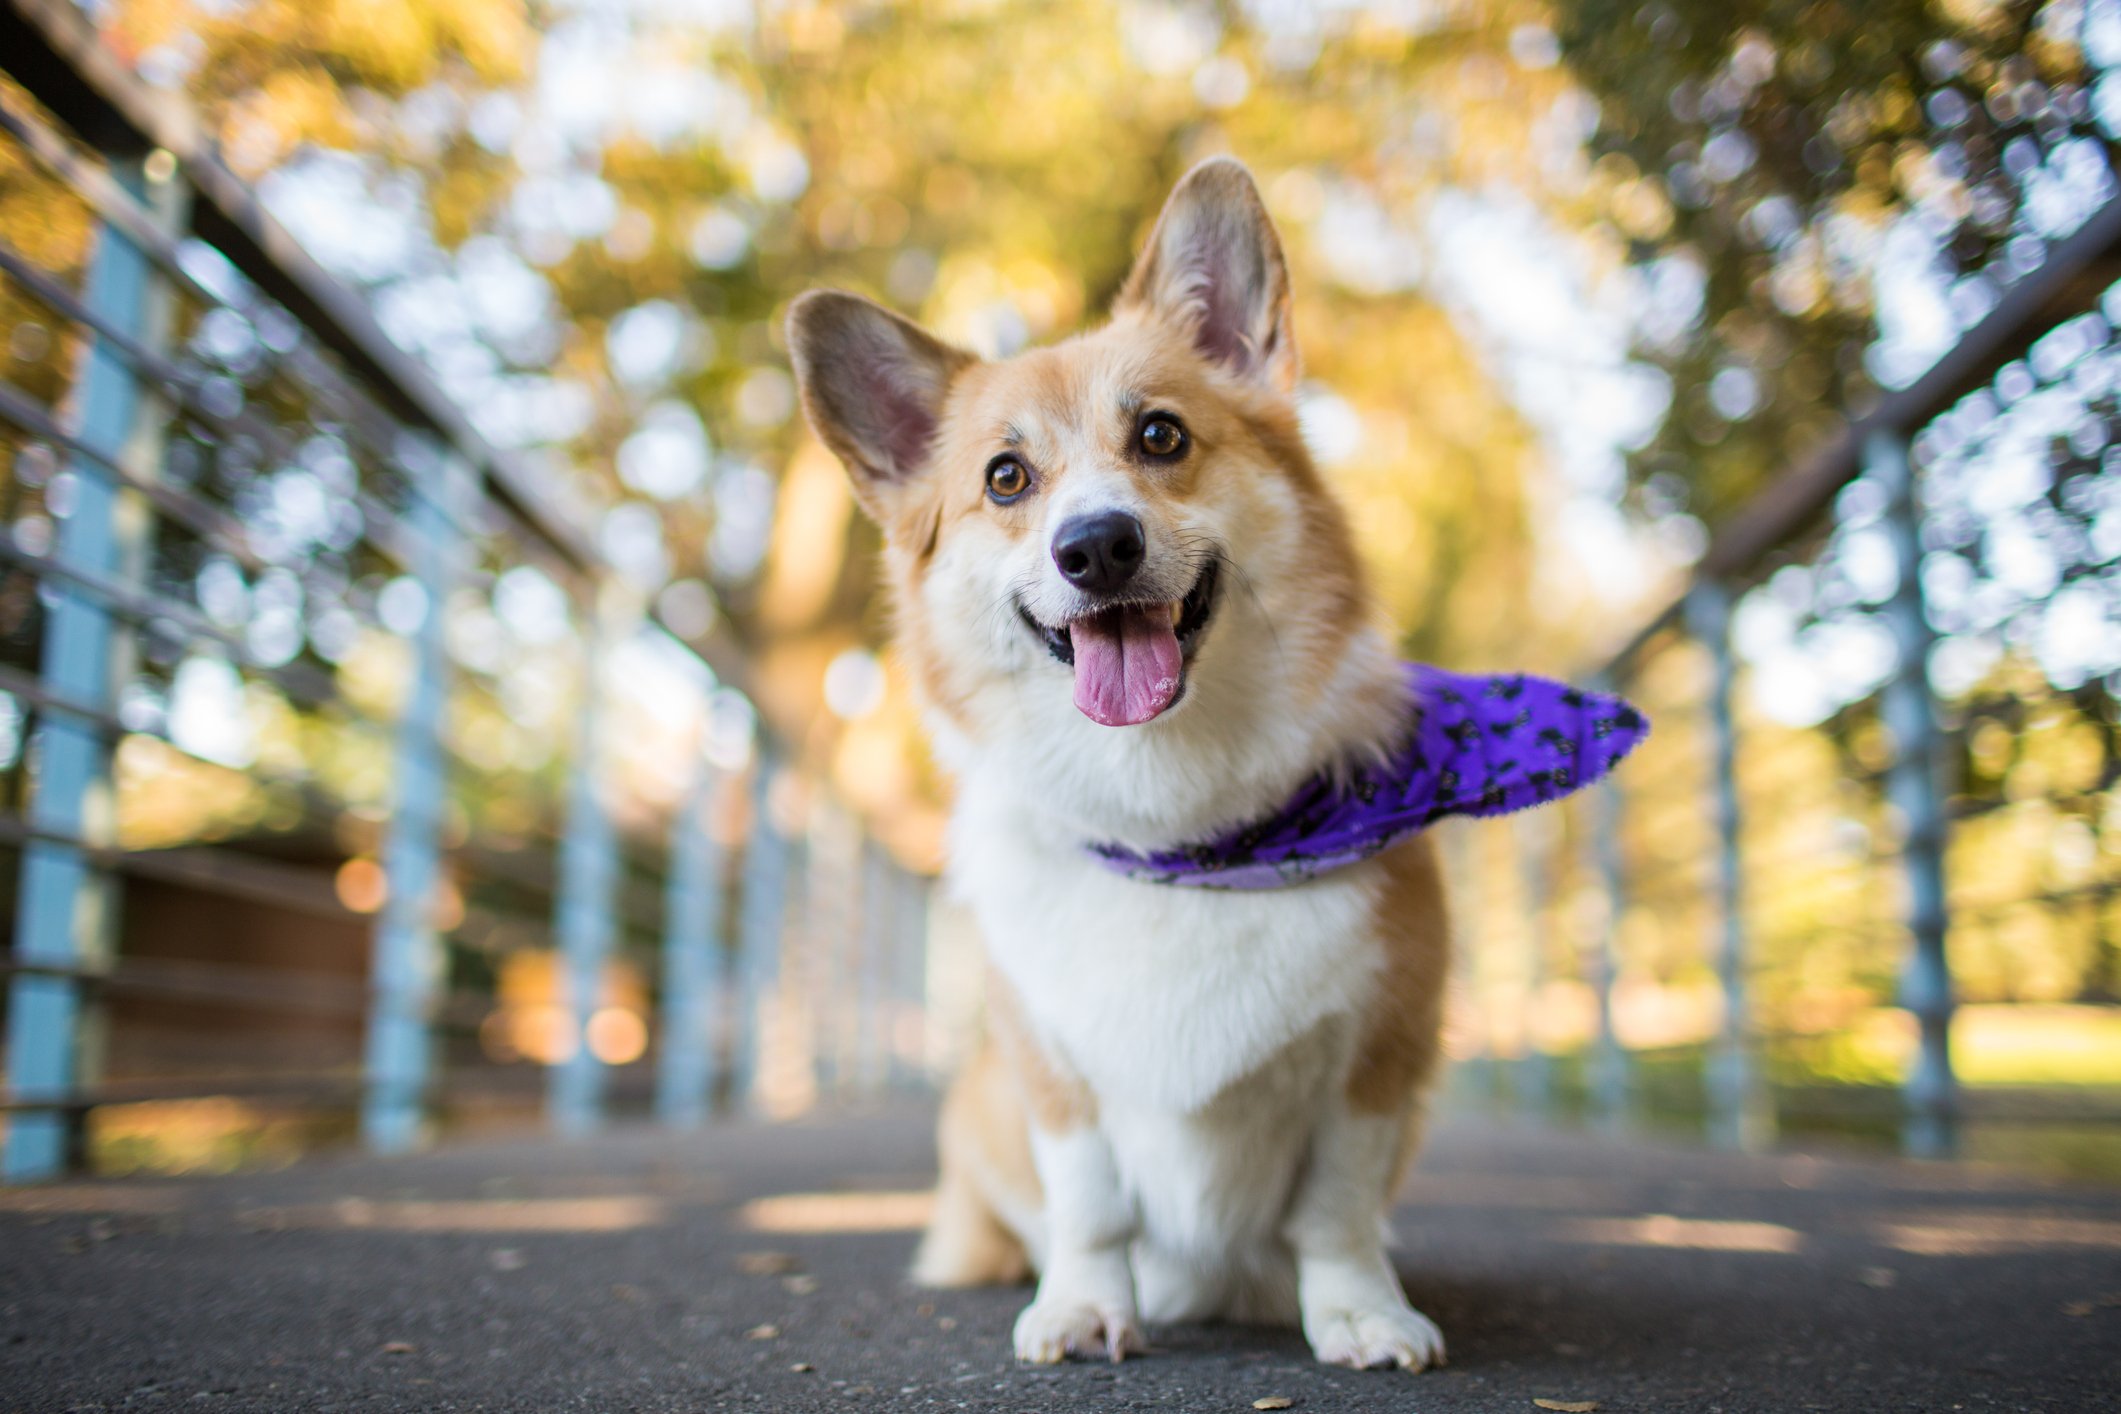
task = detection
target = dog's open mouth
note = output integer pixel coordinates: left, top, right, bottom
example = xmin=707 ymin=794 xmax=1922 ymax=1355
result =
xmin=1019 ymin=560 xmax=1220 ymax=727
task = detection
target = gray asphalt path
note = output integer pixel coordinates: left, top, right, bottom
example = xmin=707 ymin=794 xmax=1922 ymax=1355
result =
xmin=3 ymin=1102 xmax=2118 ymax=1412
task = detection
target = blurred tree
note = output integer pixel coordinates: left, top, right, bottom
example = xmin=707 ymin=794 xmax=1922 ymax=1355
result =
xmin=92 ymin=0 xmax=1643 ymax=830
xmin=1549 ymin=0 xmax=2121 ymax=1073
xmin=1552 ymin=0 xmax=2115 ymax=524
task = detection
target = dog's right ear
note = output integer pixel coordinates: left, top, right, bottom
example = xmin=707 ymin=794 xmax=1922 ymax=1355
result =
xmin=787 ymin=291 xmax=973 ymax=520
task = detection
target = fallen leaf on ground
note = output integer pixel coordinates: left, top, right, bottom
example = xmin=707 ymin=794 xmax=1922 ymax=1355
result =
xmin=1858 ymin=1266 xmax=1897 ymax=1289
xmin=1533 ymin=1401 xmax=1600 ymax=1412
xmin=744 ymin=1324 xmax=780 ymax=1340
xmin=1253 ymin=1399 xmax=1294 ymax=1410
xmin=789 ymin=1362 xmax=814 ymax=1373
xmin=936 ymin=1316 xmax=957 ymax=1331
xmin=783 ymin=1274 xmax=819 ymax=1295
xmin=736 ymin=1251 xmax=801 ymax=1276
xmin=378 ymin=1342 xmax=416 ymax=1355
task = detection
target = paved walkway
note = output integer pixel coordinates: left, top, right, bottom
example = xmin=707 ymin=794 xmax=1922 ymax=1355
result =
xmin=3 ymin=1103 xmax=2118 ymax=1412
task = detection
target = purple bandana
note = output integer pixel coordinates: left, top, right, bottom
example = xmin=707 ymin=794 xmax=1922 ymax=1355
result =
xmin=1088 ymin=664 xmax=1648 ymax=889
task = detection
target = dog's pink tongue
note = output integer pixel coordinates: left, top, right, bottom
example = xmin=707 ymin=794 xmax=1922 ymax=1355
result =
xmin=1070 ymin=605 xmax=1182 ymax=726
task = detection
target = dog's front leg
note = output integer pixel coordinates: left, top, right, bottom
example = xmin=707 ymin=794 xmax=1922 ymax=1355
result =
xmin=1282 ymin=1102 xmax=1445 ymax=1371
xmin=1013 ymin=1122 xmax=1143 ymax=1363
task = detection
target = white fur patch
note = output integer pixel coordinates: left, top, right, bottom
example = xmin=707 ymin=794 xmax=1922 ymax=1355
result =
xmin=951 ymin=820 xmax=1381 ymax=1115
xmin=949 ymin=730 xmax=1394 ymax=1327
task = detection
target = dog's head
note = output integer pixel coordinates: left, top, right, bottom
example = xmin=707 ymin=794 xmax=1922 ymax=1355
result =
xmin=788 ymin=158 xmax=1378 ymax=787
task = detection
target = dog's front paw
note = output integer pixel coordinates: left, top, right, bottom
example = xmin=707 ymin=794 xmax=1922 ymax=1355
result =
xmin=1012 ymin=1297 xmax=1145 ymax=1364
xmin=1304 ymin=1302 xmax=1446 ymax=1371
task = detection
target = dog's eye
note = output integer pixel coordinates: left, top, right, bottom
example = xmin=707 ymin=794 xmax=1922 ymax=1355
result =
xmin=1140 ymin=417 xmax=1187 ymax=459
xmin=985 ymin=456 xmax=1030 ymax=502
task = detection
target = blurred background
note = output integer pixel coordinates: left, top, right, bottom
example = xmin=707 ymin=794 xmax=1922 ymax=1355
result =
xmin=0 ymin=0 xmax=2116 ymax=1186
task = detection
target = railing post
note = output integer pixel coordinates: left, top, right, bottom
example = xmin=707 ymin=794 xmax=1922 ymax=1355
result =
xmin=801 ymin=807 xmax=839 ymax=1098
xmin=1513 ymin=811 xmax=1557 ymax=1115
xmin=655 ymin=745 xmax=724 ymax=1129
xmin=854 ymin=841 xmax=888 ymax=1095
xmin=550 ymin=591 xmax=627 ymax=1136
xmin=1437 ymin=821 xmax=1497 ymax=1103
xmin=1585 ymin=766 xmax=1630 ymax=1129
xmin=889 ymin=863 xmax=928 ymax=1086
xmin=777 ymin=828 xmax=811 ymax=1104
xmin=360 ymin=440 xmax=466 ymax=1153
xmin=3 ymin=153 xmax=177 ymax=1181
xmin=1873 ymin=429 xmax=1957 ymax=1158
xmin=1687 ymin=581 xmax=1772 ymax=1152
xmin=877 ymin=858 xmax=907 ymax=1089
xmin=729 ymin=755 xmax=787 ymax=1106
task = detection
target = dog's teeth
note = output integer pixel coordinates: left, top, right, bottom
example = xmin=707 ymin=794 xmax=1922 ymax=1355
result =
xmin=1169 ymin=601 xmax=1183 ymax=627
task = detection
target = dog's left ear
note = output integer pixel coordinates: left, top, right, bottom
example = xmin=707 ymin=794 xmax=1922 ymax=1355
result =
xmin=1116 ymin=156 xmax=1297 ymax=392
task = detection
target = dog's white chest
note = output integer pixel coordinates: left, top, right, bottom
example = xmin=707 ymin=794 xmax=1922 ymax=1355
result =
xmin=948 ymin=806 xmax=1382 ymax=1115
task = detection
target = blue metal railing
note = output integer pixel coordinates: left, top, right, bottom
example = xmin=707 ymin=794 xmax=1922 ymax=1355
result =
xmin=0 ymin=0 xmax=934 ymax=1182
xmin=1 ymin=151 xmax=164 ymax=1179
xmin=1470 ymin=198 xmax=2121 ymax=1161
xmin=358 ymin=441 xmax=465 ymax=1155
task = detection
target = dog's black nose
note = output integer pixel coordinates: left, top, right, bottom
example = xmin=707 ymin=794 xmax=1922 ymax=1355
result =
xmin=1052 ymin=511 xmax=1146 ymax=594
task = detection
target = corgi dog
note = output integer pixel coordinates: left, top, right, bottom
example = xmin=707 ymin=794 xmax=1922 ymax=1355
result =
xmin=787 ymin=157 xmax=1449 ymax=1372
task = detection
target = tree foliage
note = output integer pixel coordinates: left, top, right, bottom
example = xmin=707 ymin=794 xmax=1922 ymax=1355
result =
xmin=1553 ymin=0 xmax=2114 ymax=525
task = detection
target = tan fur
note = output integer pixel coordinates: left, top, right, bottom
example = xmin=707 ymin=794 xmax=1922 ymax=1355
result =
xmin=1347 ymin=836 xmax=1451 ymax=1116
xmin=914 ymin=1038 xmax=1038 ymax=1287
xmin=1351 ymin=835 xmax=1453 ymax=1196
xmin=874 ymin=317 xmax=1382 ymax=743
xmin=985 ymin=967 xmax=1097 ymax=1131
xmin=915 ymin=970 xmax=1097 ymax=1287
